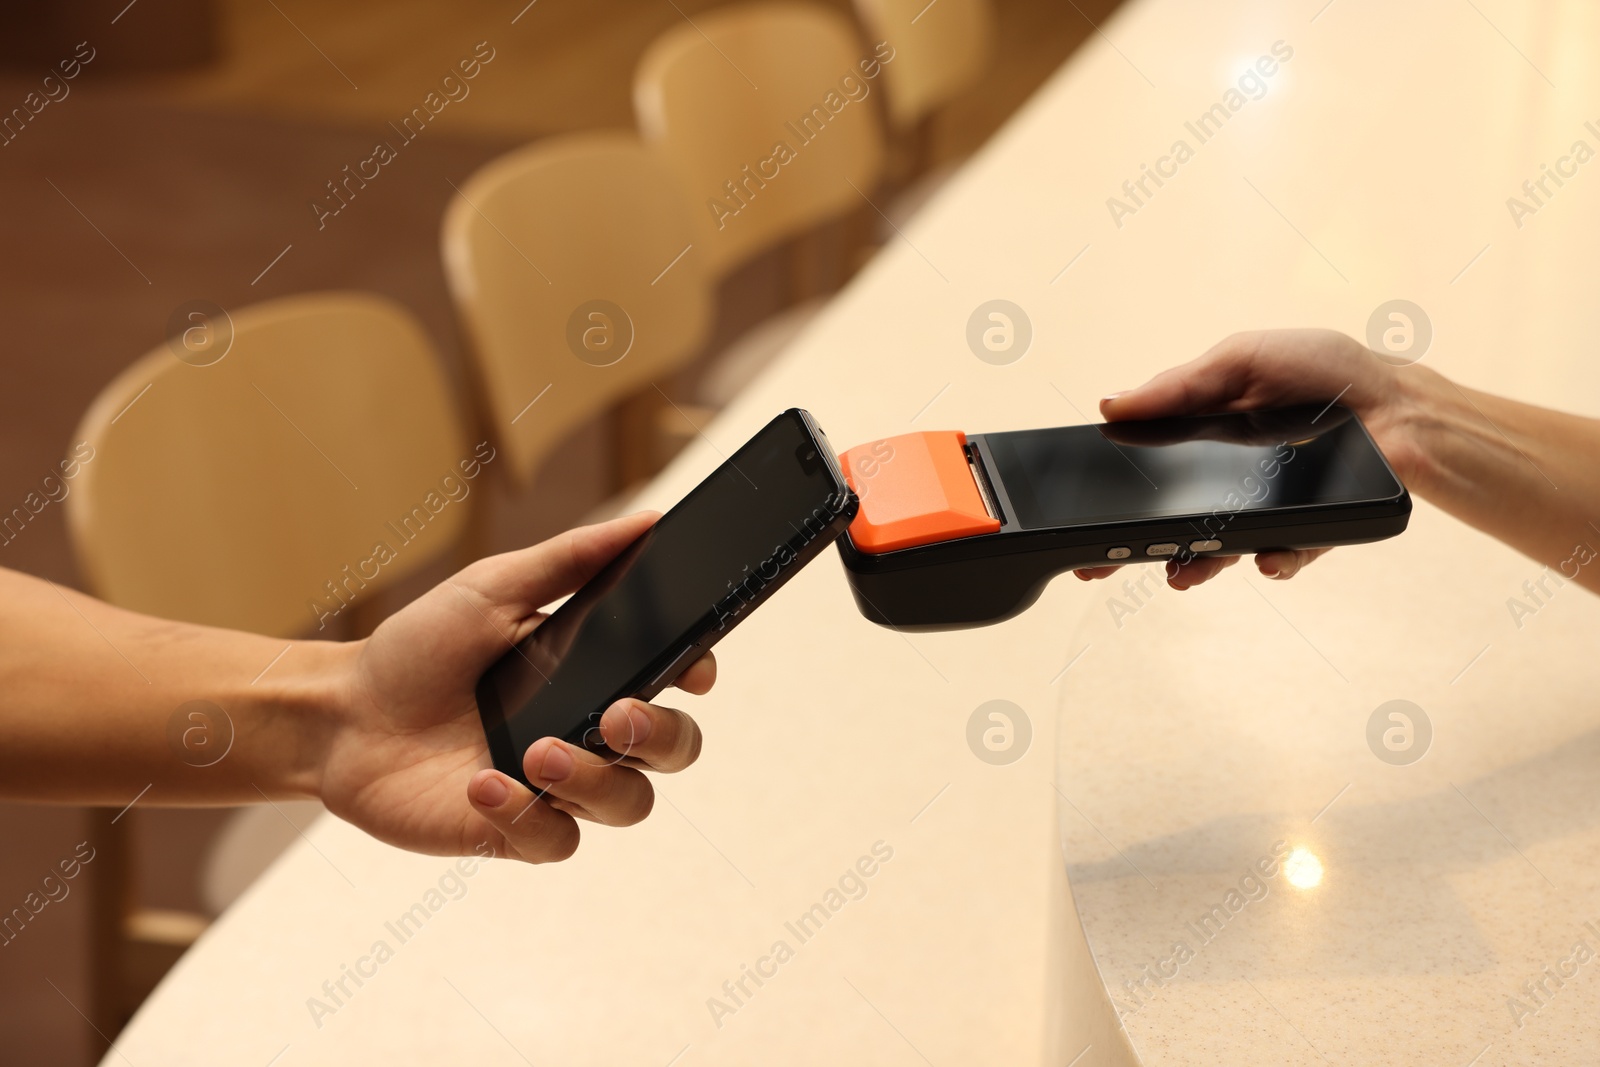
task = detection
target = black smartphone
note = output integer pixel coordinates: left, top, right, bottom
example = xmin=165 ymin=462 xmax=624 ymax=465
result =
xmin=476 ymin=409 xmax=855 ymax=785
xmin=838 ymin=404 xmax=1411 ymax=629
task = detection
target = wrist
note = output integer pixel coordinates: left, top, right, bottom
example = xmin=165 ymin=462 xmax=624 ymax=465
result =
xmin=236 ymin=637 xmax=362 ymax=801
xmin=1375 ymin=362 xmax=1454 ymax=496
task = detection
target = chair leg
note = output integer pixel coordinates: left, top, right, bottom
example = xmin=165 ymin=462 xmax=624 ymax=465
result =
xmin=85 ymin=806 xmax=212 ymax=1037
xmin=911 ymin=113 xmax=936 ymax=178
xmin=791 ymin=223 xmax=855 ymax=303
xmin=612 ymin=389 xmax=669 ymax=490
xmin=86 ymin=807 xmax=132 ymax=1035
xmin=122 ymin=909 xmax=210 ymax=1008
xmin=788 ymin=231 xmax=824 ymax=305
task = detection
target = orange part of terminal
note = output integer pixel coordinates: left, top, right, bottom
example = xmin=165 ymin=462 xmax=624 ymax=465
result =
xmin=840 ymin=430 xmax=1001 ymax=553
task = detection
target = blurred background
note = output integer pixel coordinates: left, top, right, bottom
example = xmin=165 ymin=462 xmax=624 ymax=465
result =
xmin=0 ymin=0 xmax=1117 ymax=1060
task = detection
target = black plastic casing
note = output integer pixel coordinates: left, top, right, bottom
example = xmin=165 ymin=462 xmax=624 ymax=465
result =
xmin=837 ymin=414 xmax=1411 ymax=632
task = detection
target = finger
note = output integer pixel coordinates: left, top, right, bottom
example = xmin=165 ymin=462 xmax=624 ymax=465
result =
xmin=599 ymin=698 xmax=703 ymax=773
xmin=1256 ymin=547 xmax=1330 ymax=580
xmin=1166 ymin=554 xmax=1240 ymax=590
xmin=671 ymin=651 xmax=717 ymax=695
xmin=1103 ymin=329 xmax=1384 ymax=424
xmin=522 ymin=737 xmax=656 ymax=827
xmin=1074 ymin=566 xmax=1123 ymax=581
xmin=464 ymin=511 xmax=661 ymax=617
xmin=467 ymin=768 xmax=580 ymax=864
xmin=1099 ymin=335 xmax=1262 ymax=422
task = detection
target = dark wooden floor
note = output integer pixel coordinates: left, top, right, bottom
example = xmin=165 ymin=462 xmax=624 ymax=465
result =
xmin=0 ymin=0 xmax=1119 ymax=1062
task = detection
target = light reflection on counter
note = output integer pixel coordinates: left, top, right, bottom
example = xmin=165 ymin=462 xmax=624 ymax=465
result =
xmin=1284 ymin=847 xmax=1324 ymax=890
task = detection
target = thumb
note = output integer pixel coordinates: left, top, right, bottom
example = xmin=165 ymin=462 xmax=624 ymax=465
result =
xmin=1100 ymin=341 xmax=1257 ymax=422
xmin=462 ymin=510 xmax=659 ymax=616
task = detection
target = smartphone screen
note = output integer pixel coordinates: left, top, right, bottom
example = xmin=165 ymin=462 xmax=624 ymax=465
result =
xmin=982 ymin=405 xmax=1402 ymax=529
xmin=476 ymin=409 xmax=853 ymax=783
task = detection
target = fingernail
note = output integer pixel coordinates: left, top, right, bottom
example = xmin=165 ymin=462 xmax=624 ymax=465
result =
xmin=539 ymin=745 xmax=574 ymax=782
xmin=1260 ymin=564 xmax=1281 ymax=578
xmin=628 ymin=706 xmax=654 ymax=745
xmin=1101 ymin=391 xmax=1125 ymax=403
xmin=602 ymin=703 xmax=653 ymax=747
xmin=475 ymin=773 xmax=509 ymax=808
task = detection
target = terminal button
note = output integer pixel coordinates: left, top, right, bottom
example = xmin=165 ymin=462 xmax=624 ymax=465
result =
xmin=1189 ymin=539 xmax=1222 ymax=552
xmin=1145 ymin=543 xmax=1180 ymax=557
xmin=1106 ymin=546 xmax=1131 ymax=559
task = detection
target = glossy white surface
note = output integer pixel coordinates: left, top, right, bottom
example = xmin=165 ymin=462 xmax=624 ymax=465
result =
xmin=1052 ymin=1 xmax=1600 ymax=1062
xmin=113 ymin=0 xmax=1600 ymax=1063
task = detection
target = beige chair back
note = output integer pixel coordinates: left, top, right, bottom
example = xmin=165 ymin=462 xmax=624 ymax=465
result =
xmin=442 ymin=133 xmax=713 ymax=488
xmin=633 ymin=1 xmax=886 ymax=278
xmin=853 ymin=0 xmax=996 ymax=131
xmin=65 ymin=293 xmax=471 ymax=637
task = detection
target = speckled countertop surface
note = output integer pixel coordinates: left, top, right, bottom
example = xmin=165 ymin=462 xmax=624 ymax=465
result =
xmin=1059 ymin=497 xmax=1600 ymax=1065
xmin=1053 ymin=0 xmax=1600 ymax=1061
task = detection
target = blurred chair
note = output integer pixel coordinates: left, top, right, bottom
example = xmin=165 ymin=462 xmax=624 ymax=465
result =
xmin=853 ymin=0 xmax=995 ymax=175
xmin=68 ymin=292 xmax=471 ymax=636
xmin=633 ymin=3 xmax=886 ymax=440
xmin=853 ymin=0 xmax=996 ymax=246
xmin=65 ymin=291 xmax=471 ymax=1031
xmin=442 ymin=132 xmax=713 ymax=492
xmin=633 ymin=1 xmax=886 ymax=287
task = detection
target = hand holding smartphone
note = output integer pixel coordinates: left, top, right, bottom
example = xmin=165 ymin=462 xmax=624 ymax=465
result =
xmin=476 ymin=409 xmax=855 ymax=786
